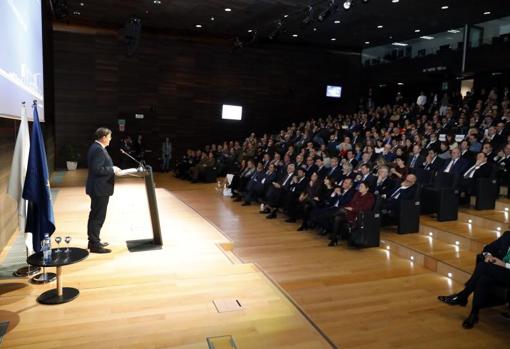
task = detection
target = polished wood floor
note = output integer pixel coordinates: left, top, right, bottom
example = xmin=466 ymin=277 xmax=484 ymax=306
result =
xmin=0 ymin=171 xmax=332 ymax=349
xmin=159 ymin=174 xmax=510 ymax=349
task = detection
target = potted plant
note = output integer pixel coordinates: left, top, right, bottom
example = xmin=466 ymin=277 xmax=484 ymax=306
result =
xmin=62 ymin=144 xmax=81 ymax=171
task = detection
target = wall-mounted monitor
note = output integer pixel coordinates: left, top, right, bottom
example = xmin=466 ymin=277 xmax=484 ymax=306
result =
xmin=222 ymin=104 xmax=243 ymax=120
xmin=326 ymin=85 xmax=342 ymax=98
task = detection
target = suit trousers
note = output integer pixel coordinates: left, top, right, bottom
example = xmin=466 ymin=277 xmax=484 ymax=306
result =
xmin=461 ymin=261 xmax=510 ymax=313
xmin=87 ymin=195 xmax=110 ymax=246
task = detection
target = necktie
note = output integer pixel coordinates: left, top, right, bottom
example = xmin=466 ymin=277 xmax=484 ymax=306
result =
xmin=464 ymin=165 xmax=477 ymax=179
xmin=391 ymin=187 xmax=402 ymax=199
xmin=410 ymin=156 xmax=417 ymax=168
xmin=444 ymin=159 xmax=456 ymax=173
xmin=282 ymin=174 xmax=292 ymax=186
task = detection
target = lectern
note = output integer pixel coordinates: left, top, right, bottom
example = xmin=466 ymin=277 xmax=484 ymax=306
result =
xmin=121 ymin=165 xmax=163 ymax=252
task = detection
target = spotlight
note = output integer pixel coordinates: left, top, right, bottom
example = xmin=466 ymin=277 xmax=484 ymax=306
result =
xmin=343 ymin=1 xmax=352 ymax=10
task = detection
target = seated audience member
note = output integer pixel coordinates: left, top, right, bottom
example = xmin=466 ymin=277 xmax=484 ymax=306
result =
xmin=231 ymin=159 xmax=256 ymax=199
xmin=297 ymin=174 xmax=335 ymax=231
xmin=458 ymin=152 xmax=492 ymax=205
xmin=284 ymin=168 xmax=309 ymax=222
xmin=189 ymin=152 xmax=216 ymax=182
xmin=495 ymin=144 xmax=510 ymax=188
xmin=328 ymin=181 xmax=375 ymax=246
xmin=438 ymin=231 xmax=510 ymax=329
xmin=440 ymin=147 xmax=470 ymax=179
xmin=303 ymin=156 xmax=318 ymax=177
xmin=407 ymin=144 xmax=425 ymax=173
xmin=390 ymin=157 xmax=408 ymax=183
xmin=326 ymin=157 xmax=342 ymax=183
xmin=311 ymin=178 xmax=356 ymax=235
xmin=374 ymin=166 xmax=397 ymax=197
xmin=262 ymin=164 xmax=296 ymax=219
xmin=241 ymin=162 xmax=266 ymax=206
xmin=315 ymin=158 xmax=329 ymax=179
xmin=354 ymin=164 xmax=377 ymax=191
xmin=381 ymin=174 xmax=418 ymax=224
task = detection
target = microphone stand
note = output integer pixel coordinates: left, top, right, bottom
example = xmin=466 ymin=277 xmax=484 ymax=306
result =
xmin=120 ymin=148 xmax=145 ymax=170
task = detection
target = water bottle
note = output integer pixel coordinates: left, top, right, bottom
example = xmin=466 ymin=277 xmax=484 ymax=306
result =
xmin=41 ymin=234 xmax=52 ymax=263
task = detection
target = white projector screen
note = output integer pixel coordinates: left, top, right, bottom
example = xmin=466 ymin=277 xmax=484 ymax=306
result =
xmin=0 ymin=0 xmax=45 ymax=121
xmin=222 ymin=104 xmax=243 ymax=120
xmin=326 ymin=85 xmax=342 ymax=98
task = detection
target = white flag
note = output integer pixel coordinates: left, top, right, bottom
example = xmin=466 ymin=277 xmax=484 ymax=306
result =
xmin=7 ymin=103 xmax=32 ymax=253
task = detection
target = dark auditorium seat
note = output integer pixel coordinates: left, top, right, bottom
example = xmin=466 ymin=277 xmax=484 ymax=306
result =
xmin=398 ymin=187 xmax=421 ymax=234
xmin=475 ymin=165 xmax=498 ymax=210
xmin=348 ymin=196 xmax=381 ymax=248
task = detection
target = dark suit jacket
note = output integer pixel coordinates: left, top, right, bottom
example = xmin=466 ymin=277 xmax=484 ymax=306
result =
xmin=407 ymin=154 xmax=425 ymax=171
xmin=441 ymin=158 xmax=470 ymax=177
xmin=316 ymin=166 xmax=329 ymax=179
xmin=483 ymin=231 xmax=510 ymax=259
xmin=86 ymin=142 xmax=115 ymax=197
xmin=327 ymin=166 xmax=343 ymax=183
xmin=374 ymin=177 xmax=397 ymax=197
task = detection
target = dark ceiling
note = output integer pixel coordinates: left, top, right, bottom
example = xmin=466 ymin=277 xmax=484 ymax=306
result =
xmin=52 ymin=0 xmax=510 ymax=49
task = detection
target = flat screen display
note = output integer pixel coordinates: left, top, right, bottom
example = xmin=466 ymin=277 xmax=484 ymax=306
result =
xmin=0 ymin=0 xmax=45 ymax=121
xmin=326 ymin=85 xmax=342 ymax=98
xmin=222 ymin=104 xmax=243 ymax=120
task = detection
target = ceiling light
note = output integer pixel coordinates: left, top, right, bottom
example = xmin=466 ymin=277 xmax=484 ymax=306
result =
xmin=410 ymin=256 xmax=414 ymax=261
xmin=386 ymin=245 xmax=391 ymax=250
xmin=284 ymin=14 xmax=289 ymax=18
xmin=420 ymin=35 xmax=434 ymax=40
xmin=331 ymin=37 xmax=337 ymax=41
xmin=210 ymin=17 xmax=215 ymax=21
xmin=448 ymin=29 xmax=460 ymax=33
xmin=73 ymin=11 xmax=81 ymax=15
xmin=292 ymin=34 xmax=298 ymax=37
xmin=364 ymin=41 xmax=370 ymax=44
xmin=80 ymin=2 xmax=85 ymax=6
xmin=441 ymin=5 xmax=449 ymax=10
xmin=313 ymin=27 xmax=317 ymax=31
xmin=248 ymin=29 xmax=252 ymax=33
xmin=397 ymin=82 xmax=404 ymax=85
xmin=195 ymin=24 xmax=202 ymax=28
xmin=377 ymin=25 xmax=383 ymax=29
xmin=497 ymin=227 xmax=502 ymax=231
xmin=392 ymin=0 xmax=399 ymax=3
xmin=392 ymin=42 xmax=408 ymax=46
xmin=468 ymin=219 xmax=473 ymax=223
xmin=484 ymin=11 xmax=491 ymax=15
xmin=415 ymin=29 xmax=421 ymax=33
xmin=153 ymin=0 xmax=161 ymax=4
xmin=343 ymin=1 xmax=352 ymax=10
xmin=334 ymin=20 xmax=341 ymax=24
xmin=447 ymin=272 xmax=453 ymax=278
xmin=224 ymin=8 xmax=232 ymax=12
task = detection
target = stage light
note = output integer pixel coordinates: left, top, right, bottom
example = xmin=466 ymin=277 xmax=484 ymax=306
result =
xmin=247 ymin=29 xmax=252 ymax=33
xmin=334 ymin=20 xmax=340 ymax=24
xmin=80 ymin=2 xmax=84 ymax=6
xmin=343 ymin=1 xmax=351 ymax=10
xmin=392 ymin=0 xmax=399 ymax=3
xmin=331 ymin=37 xmax=337 ymax=41
xmin=397 ymin=82 xmax=404 ymax=85
xmin=292 ymin=34 xmax=298 ymax=37
xmin=313 ymin=27 xmax=318 ymax=31
xmin=153 ymin=0 xmax=161 ymax=4
xmin=415 ymin=29 xmax=421 ymax=33
xmin=420 ymin=35 xmax=434 ymax=40
xmin=364 ymin=41 xmax=370 ymax=44
xmin=210 ymin=17 xmax=215 ymax=21
xmin=73 ymin=11 xmax=80 ymax=15
xmin=284 ymin=14 xmax=289 ymax=18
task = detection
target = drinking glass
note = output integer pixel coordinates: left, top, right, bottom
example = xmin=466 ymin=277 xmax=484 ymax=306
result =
xmin=65 ymin=236 xmax=72 ymax=253
xmin=55 ymin=236 xmax=62 ymax=252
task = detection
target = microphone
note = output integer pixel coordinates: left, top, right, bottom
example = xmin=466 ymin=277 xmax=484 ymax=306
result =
xmin=120 ymin=148 xmax=145 ymax=171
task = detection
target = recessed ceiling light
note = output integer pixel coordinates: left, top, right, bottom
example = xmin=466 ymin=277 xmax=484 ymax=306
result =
xmin=331 ymin=38 xmax=337 ymax=41
xmin=420 ymin=35 xmax=434 ymax=40
xmin=225 ymin=8 xmax=232 ymax=12
xmin=415 ymin=29 xmax=421 ymax=33
xmin=248 ymin=29 xmax=252 ymax=33
xmin=364 ymin=41 xmax=370 ymax=44
xmin=334 ymin=20 xmax=340 ymax=24
xmin=80 ymin=2 xmax=85 ymax=6
xmin=448 ymin=29 xmax=460 ymax=33
xmin=392 ymin=0 xmax=399 ymax=3
xmin=292 ymin=34 xmax=298 ymax=37
xmin=397 ymin=82 xmax=404 ymax=85
xmin=153 ymin=0 xmax=161 ymax=4
xmin=313 ymin=27 xmax=317 ymax=31
xmin=441 ymin=5 xmax=449 ymax=10
xmin=73 ymin=11 xmax=81 ymax=15
xmin=195 ymin=24 xmax=202 ymax=28
xmin=392 ymin=42 xmax=408 ymax=46
xmin=284 ymin=14 xmax=289 ymax=18
xmin=377 ymin=25 xmax=383 ymax=29
xmin=343 ymin=1 xmax=352 ymax=10
xmin=484 ymin=11 xmax=491 ymax=15
xmin=145 ymin=10 xmax=149 ymax=14
xmin=210 ymin=17 xmax=215 ymax=21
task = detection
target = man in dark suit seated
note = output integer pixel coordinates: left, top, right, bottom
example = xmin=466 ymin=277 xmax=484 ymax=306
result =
xmin=326 ymin=157 xmax=342 ymax=183
xmin=241 ymin=162 xmax=266 ymax=206
xmin=373 ymin=166 xmax=396 ymax=197
xmin=262 ymin=164 xmax=295 ymax=219
xmin=494 ymin=144 xmax=510 ymax=196
xmin=303 ymin=156 xmax=318 ymax=178
xmin=86 ymin=127 xmax=121 ymax=254
xmin=438 ymin=231 xmax=510 ymax=329
xmin=381 ymin=174 xmax=418 ymax=225
xmin=458 ymin=152 xmax=492 ymax=205
xmin=407 ymin=144 xmax=425 ymax=173
xmin=315 ymin=158 xmax=328 ymax=179
xmin=284 ymin=168 xmax=308 ymax=222
xmin=354 ymin=164 xmax=377 ymax=191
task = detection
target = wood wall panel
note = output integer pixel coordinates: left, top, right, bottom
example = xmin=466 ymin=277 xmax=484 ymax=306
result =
xmin=52 ymin=29 xmax=361 ymax=168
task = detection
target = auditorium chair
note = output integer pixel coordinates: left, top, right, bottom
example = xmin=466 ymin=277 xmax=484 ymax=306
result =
xmin=397 ymin=186 xmax=421 ymax=234
xmin=474 ymin=165 xmax=499 ymax=210
xmin=348 ymin=196 xmax=381 ymax=248
xmin=420 ymin=173 xmax=459 ymax=221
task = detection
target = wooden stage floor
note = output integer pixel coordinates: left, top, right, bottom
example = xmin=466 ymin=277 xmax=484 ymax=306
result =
xmin=1 ymin=170 xmax=509 ymax=348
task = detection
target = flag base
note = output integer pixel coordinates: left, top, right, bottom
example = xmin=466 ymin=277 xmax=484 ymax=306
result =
xmin=13 ymin=265 xmax=41 ymax=277
xmin=31 ymin=272 xmax=57 ymax=284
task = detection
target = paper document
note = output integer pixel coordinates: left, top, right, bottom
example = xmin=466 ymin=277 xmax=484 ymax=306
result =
xmin=116 ymin=168 xmax=139 ymax=176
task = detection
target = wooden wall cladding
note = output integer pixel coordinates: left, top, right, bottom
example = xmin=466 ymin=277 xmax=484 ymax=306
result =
xmin=52 ymin=29 xmax=361 ymax=167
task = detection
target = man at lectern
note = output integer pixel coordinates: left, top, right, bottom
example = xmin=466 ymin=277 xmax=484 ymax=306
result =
xmin=86 ymin=127 xmax=120 ymax=253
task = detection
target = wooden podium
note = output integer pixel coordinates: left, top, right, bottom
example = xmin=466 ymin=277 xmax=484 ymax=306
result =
xmin=122 ymin=165 xmax=163 ymax=252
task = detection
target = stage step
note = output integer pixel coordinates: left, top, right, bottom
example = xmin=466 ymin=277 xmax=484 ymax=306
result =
xmin=381 ymin=231 xmax=474 ymax=283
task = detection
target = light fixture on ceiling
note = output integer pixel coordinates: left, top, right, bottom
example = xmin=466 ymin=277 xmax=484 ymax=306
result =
xmin=392 ymin=0 xmax=399 ymax=3
xmin=331 ymin=37 xmax=337 ymax=41
xmin=292 ymin=34 xmax=299 ymax=37
xmin=377 ymin=25 xmax=383 ymax=29
xmin=313 ymin=27 xmax=318 ymax=31
xmin=334 ymin=20 xmax=341 ymax=24
xmin=80 ymin=2 xmax=85 ymax=6
xmin=284 ymin=14 xmax=289 ymax=18
xmin=225 ymin=8 xmax=232 ymax=12
xmin=415 ymin=29 xmax=421 ymax=33
xmin=195 ymin=24 xmax=202 ymax=28
xmin=73 ymin=10 xmax=81 ymax=15
xmin=392 ymin=42 xmax=408 ymax=46
xmin=210 ymin=17 xmax=215 ymax=21
xmin=153 ymin=0 xmax=161 ymax=4
xmin=343 ymin=1 xmax=351 ymax=10
xmin=397 ymin=82 xmax=404 ymax=85
xmin=441 ymin=5 xmax=449 ymax=10
xmin=248 ymin=29 xmax=252 ymax=33
xmin=364 ymin=41 xmax=370 ymax=44
xmin=420 ymin=35 xmax=434 ymax=40
xmin=448 ymin=29 xmax=460 ymax=33
xmin=484 ymin=11 xmax=491 ymax=15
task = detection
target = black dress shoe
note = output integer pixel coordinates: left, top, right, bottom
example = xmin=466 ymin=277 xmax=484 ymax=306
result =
xmin=285 ymin=218 xmax=296 ymax=223
xmin=89 ymin=245 xmax=111 ymax=254
xmin=437 ymin=294 xmax=468 ymax=306
xmin=462 ymin=313 xmax=479 ymax=329
xmin=328 ymin=239 xmax=338 ymax=247
xmin=297 ymin=225 xmax=308 ymax=231
xmin=319 ymin=229 xmax=328 ymax=236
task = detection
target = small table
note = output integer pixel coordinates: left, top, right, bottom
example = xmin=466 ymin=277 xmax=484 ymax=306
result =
xmin=27 ymin=248 xmax=89 ymax=305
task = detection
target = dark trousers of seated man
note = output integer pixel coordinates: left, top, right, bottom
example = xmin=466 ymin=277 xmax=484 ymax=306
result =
xmin=456 ymin=260 xmax=510 ymax=317
xmin=458 ymin=178 xmax=476 ymax=205
xmin=330 ymin=209 xmax=352 ymax=241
